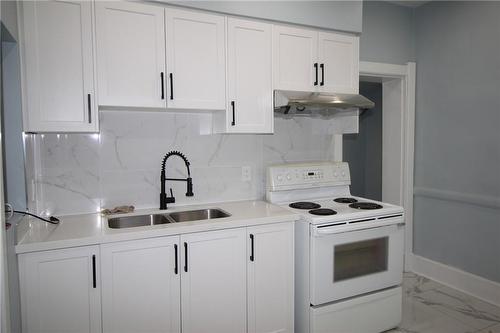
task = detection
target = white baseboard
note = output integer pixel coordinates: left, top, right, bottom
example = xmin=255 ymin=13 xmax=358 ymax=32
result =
xmin=409 ymin=254 xmax=500 ymax=307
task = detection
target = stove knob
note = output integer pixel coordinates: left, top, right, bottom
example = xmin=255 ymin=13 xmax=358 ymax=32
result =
xmin=277 ymin=175 xmax=283 ymax=182
xmin=341 ymin=171 xmax=346 ymax=177
xmin=333 ymin=172 xmax=338 ymax=177
xmin=286 ymin=174 xmax=292 ymax=180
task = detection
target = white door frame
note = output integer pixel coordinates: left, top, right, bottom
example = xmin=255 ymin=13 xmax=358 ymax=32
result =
xmin=359 ymin=61 xmax=416 ymax=271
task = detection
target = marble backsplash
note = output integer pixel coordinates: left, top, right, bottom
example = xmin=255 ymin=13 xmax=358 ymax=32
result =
xmin=29 ymin=111 xmax=355 ymax=215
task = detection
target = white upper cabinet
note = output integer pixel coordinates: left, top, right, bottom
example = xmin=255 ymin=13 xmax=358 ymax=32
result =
xmin=19 ymin=1 xmax=359 ymax=132
xmin=181 ymin=229 xmax=246 ymax=333
xmin=166 ymin=8 xmax=226 ymax=110
xmin=19 ymin=246 xmax=101 ymax=333
xmin=273 ymin=25 xmax=359 ymax=94
xmin=247 ymin=223 xmax=294 ymax=333
xmin=226 ymin=18 xmax=273 ymax=133
xmin=318 ymin=31 xmax=359 ymax=94
xmin=273 ymin=25 xmax=318 ymax=92
xmin=95 ymin=1 xmax=166 ymax=108
xmin=101 ymin=237 xmax=181 ymax=333
xmin=19 ymin=0 xmax=98 ymax=133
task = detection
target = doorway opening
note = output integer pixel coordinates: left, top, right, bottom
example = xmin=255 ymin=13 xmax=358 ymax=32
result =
xmin=343 ymin=81 xmax=383 ymax=201
xmin=342 ymin=61 xmax=416 ymax=271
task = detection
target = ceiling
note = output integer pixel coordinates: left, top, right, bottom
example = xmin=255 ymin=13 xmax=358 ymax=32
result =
xmin=385 ymin=1 xmax=430 ymax=8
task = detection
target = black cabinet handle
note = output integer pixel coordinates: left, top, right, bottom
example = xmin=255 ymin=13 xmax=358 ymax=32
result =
xmin=314 ymin=63 xmax=318 ymax=86
xmin=87 ymin=94 xmax=92 ymax=124
xmin=320 ymin=64 xmax=325 ymax=86
xmin=92 ymin=254 xmax=96 ymax=288
xmin=250 ymin=234 xmax=254 ymax=262
xmin=174 ymin=244 xmax=178 ymax=274
xmin=231 ymin=101 xmax=235 ymax=126
xmin=184 ymin=242 xmax=188 ymax=272
xmin=161 ymin=72 xmax=165 ymax=100
xmin=169 ymin=73 xmax=174 ymax=100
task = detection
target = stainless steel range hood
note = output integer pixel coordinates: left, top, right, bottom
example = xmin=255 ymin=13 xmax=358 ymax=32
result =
xmin=274 ymin=90 xmax=375 ymax=117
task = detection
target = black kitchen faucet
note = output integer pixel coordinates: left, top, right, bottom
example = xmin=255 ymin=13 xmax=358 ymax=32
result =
xmin=160 ymin=151 xmax=194 ymax=210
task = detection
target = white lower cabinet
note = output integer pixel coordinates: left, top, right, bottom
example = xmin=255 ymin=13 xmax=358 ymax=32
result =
xmin=100 ymin=236 xmax=181 ymax=333
xmin=19 ymin=222 xmax=294 ymax=333
xmin=247 ymin=223 xmax=294 ymax=333
xmin=181 ymin=229 xmax=247 ymax=333
xmin=19 ymin=246 xmax=101 ymax=333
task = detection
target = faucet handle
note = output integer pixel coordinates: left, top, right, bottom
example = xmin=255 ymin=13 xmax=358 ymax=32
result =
xmin=166 ymin=188 xmax=176 ymax=204
xmin=186 ymin=177 xmax=194 ymax=197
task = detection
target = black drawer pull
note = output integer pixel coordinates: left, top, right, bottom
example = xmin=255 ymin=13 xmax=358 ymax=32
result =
xmin=184 ymin=242 xmax=188 ymax=272
xmin=87 ymin=94 xmax=92 ymax=124
xmin=250 ymin=234 xmax=254 ymax=262
xmin=320 ymin=63 xmax=325 ymax=86
xmin=169 ymin=73 xmax=174 ymax=100
xmin=92 ymin=254 xmax=96 ymax=288
xmin=174 ymin=244 xmax=178 ymax=274
xmin=161 ymin=72 xmax=165 ymax=100
xmin=314 ymin=63 xmax=318 ymax=86
xmin=231 ymin=101 xmax=235 ymax=126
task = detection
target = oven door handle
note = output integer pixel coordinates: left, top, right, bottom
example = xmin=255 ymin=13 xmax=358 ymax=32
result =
xmin=313 ymin=222 xmax=404 ymax=236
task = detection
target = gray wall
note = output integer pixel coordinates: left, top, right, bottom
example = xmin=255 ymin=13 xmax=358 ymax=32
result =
xmin=360 ymin=1 xmax=415 ymax=64
xmin=163 ymin=1 xmax=363 ymax=33
xmin=343 ymin=82 xmax=382 ymax=201
xmin=2 ymin=40 xmax=25 ymax=211
xmin=413 ymin=1 xmax=500 ymax=282
xmin=1 ymin=1 xmax=17 ymax=41
xmin=1 ymin=40 xmax=24 ymax=333
xmin=1 ymin=1 xmax=23 ymax=331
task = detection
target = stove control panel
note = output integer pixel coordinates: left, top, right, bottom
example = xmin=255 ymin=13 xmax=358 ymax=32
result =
xmin=267 ymin=162 xmax=350 ymax=190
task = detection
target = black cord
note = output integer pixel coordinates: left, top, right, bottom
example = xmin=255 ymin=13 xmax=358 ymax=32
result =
xmin=12 ymin=210 xmax=60 ymax=225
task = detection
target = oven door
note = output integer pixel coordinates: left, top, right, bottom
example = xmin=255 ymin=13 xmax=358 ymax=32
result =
xmin=310 ymin=219 xmax=404 ymax=305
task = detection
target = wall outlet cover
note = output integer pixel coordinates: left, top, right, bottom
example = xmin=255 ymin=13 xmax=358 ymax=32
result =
xmin=242 ymin=166 xmax=252 ymax=182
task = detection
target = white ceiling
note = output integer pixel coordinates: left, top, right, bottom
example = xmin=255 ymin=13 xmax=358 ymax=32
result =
xmin=385 ymin=1 xmax=430 ymax=8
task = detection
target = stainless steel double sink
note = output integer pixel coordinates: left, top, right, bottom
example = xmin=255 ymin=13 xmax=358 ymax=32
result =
xmin=108 ymin=208 xmax=231 ymax=229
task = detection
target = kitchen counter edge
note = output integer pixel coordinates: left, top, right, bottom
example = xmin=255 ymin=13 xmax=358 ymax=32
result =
xmin=15 ymin=200 xmax=300 ymax=254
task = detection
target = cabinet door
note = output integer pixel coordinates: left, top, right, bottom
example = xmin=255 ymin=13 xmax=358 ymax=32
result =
xmin=227 ymin=18 xmax=273 ymax=133
xmin=101 ymin=237 xmax=181 ymax=333
xmin=318 ymin=32 xmax=359 ymax=94
xmin=96 ymin=1 xmax=166 ymax=108
xmin=247 ymin=222 xmax=294 ymax=333
xmin=181 ymin=229 xmax=246 ymax=333
xmin=19 ymin=246 xmax=101 ymax=333
xmin=273 ymin=25 xmax=318 ymax=92
xmin=166 ymin=8 xmax=226 ymax=110
xmin=20 ymin=0 xmax=97 ymax=133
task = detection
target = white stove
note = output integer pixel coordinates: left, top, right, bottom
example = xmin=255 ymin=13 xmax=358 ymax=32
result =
xmin=267 ymin=161 xmax=403 ymax=223
xmin=267 ymin=162 xmax=405 ymax=333
xmin=280 ymin=195 xmax=403 ymax=227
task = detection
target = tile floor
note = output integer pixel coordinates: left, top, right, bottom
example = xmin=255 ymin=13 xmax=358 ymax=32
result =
xmin=388 ymin=272 xmax=500 ymax=333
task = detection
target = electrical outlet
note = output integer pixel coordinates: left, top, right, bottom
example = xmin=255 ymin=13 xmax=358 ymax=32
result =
xmin=242 ymin=166 xmax=252 ymax=182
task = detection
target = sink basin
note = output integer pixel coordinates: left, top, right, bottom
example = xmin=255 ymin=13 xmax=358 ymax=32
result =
xmin=108 ymin=214 xmax=171 ymax=229
xmin=107 ymin=208 xmax=231 ymax=229
xmin=167 ymin=208 xmax=231 ymax=223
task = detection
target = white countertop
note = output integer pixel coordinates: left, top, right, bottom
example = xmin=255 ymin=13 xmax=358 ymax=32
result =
xmin=15 ymin=200 xmax=299 ymax=254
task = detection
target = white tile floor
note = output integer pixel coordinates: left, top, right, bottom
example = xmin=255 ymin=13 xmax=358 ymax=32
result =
xmin=388 ymin=272 xmax=500 ymax=333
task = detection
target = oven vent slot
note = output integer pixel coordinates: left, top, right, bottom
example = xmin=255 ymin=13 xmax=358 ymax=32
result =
xmin=317 ymin=222 xmax=347 ymax=228
xmin=348 ymin=218 xmax=376 ymax=224
xmin=377 ymin=214 xmax=403 ymax=220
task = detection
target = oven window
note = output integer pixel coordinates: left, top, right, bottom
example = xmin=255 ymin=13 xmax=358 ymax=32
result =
xmin=333 ymin=237 xmax=388 ymax=282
